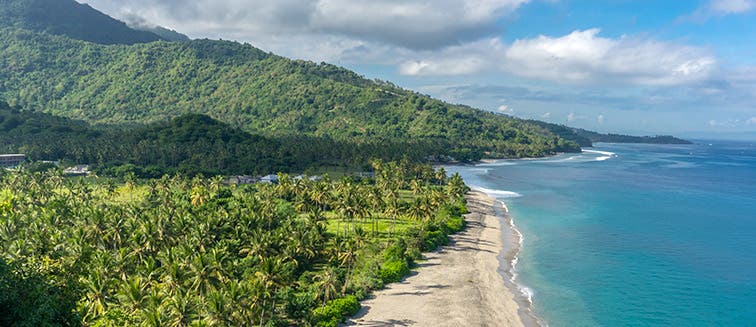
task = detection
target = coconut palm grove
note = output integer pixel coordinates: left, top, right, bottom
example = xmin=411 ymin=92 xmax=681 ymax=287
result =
xmin=0 ymin=161 xmax=468 ymax=326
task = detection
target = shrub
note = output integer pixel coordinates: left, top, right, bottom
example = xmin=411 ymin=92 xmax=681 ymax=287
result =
xmin=383 ymin=240 xmax=407 ymax=263
xmin=444 ymin=216 xmax=466 ymax=234
xmin=405 ymin=247 xmax=422 ymax=263
xmin=422 ymin=230 xmax=449 ymax=251
xmin=281 ymin=288 xmax=316 ymax=320
xmin=0 ymin=260 xmax=80 ymax=327
xmin=311 ymin=295 xmax=361 ymax=327
xmin=379 ymin=260 xmax=410 ymax=284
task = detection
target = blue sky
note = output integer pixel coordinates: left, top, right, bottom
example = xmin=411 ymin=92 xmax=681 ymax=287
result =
xmin=86 ymin=0 xmax=756 ymax=137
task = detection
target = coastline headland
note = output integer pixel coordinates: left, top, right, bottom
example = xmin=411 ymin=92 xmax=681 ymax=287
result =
xmin=347 ymin=190 xmax=531 ymax=326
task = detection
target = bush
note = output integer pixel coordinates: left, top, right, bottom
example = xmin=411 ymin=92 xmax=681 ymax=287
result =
xmin=383 ymin=239 xmax=407 ymax=263
xmin=405 ymin=247 xmax=422 ymax=263
xmin=311 ymin=295 xmax=361 ymax=327
xmin=0 ymin=260 xmax=80 ymax=327
xmin=422 ymin=230 xmax=449 ymax=251
xmin=282 ymin=288 xmax=316 ymax=320
xmin=379 ymin=260 xmax=410 ymax=284
xmin=444 ymin=216 xmax=466 ymax=234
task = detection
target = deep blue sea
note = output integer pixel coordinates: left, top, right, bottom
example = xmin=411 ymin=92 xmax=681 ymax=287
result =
xmin=447 ymin=141 xmax=756 ymax=326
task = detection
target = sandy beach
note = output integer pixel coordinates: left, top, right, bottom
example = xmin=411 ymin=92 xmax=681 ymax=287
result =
xmin=346 ymin=190 xmax=526 ymax=327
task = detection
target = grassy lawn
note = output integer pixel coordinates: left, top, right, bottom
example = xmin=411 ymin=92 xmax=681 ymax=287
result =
xmin=324 ymin=213 xmax=418 ymax=241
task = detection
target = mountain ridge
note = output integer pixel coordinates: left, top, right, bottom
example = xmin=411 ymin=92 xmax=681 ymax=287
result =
xmin=570 ymin=127 xmax=692 ymax=145
xmin=0 ymin=0 xmax=165 ymax=44
xmin=0 ymin=27 xmax=583 ymax=159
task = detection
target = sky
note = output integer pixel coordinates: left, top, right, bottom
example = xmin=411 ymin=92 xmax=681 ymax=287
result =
xmin=82 ymin=0 xmax=756 ymax=137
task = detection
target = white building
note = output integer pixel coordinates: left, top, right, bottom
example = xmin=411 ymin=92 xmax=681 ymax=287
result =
xmin=259 ymin=174 xmax=279 ymax=184
xmin=0 ymin=154 xmax=25 ymax=168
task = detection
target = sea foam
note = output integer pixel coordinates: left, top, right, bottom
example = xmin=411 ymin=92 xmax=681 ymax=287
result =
xmin=473 ymin=186 xmax=522 ymax=198
xmin=582 ymin=149 xmax=617 ymax=161
xmin=497 ymin=199 xmax=544 ymax=326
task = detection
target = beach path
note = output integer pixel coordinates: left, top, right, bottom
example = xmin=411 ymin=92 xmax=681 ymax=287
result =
xmin=346 ymin=191 xmax=524 ymax=327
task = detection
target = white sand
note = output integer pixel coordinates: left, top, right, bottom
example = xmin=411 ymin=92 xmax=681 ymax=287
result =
xmin=346 ymin=191 xmax=525 ymax=326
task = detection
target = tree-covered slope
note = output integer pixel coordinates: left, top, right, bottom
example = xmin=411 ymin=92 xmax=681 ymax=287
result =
xmin=0 ymin=28 xmax=581 ymax=158
xmin=0 ymin=101 xmax=467 ymax=175
xmin=0 ymin=0 xmax=164 ymax=44
xmin=524 ymin=119 xmax=593 ymax=147
xmin=571 ymin=128 xmax=692 ymax=145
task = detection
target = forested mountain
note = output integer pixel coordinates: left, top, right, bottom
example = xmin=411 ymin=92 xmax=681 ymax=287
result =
xmin=0 ymin=27 xmax=582 ymax=159
xmin=571 ymin=128 xmax=692 ymax=145
xmin=525 ymin=119 xmax=691 ymax=145
xmin=0 ymin=101 xmax=465 ymax=176
xmin=0 ymin=0 xmax=164 ymax=44
xmin=524 ymin=119 xmax=593 ymax=147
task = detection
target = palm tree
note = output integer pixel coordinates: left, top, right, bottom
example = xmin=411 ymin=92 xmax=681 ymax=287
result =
xmin=435 ymin=167 xmax=447 ymax=185
xmin=310 ymin=182 xmax=332 ymax=212
xmin=313 ymin=267 xmax=340 ymax=314
xmin=124 ymin=172 xmax=137 ymax=202
xmin=365 ymin=186 xmax=383 ymax=236
xmin=409 ymin=179 xmax=423 ymax=196
xmin=116 ymin=275 xmax=149 ymax=317
xmin=81 ymin=265 xmax=116 ymax=323
xmin=447 ymin=173 xmax=467 ymax=199
xmin=165 ymin=287 xmax=197 ymax=327
xmin=382 ymin=184 xmax=401 ymax=237
xmin=255 ymin=257 xmax=291 ymax=327
xmin=338 ymin=239 xmax=358 ymax=294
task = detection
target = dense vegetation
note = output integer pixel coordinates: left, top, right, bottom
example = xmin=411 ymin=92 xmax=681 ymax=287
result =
xmin=131 ymin=25 xmax=190 ymax=42
xmin=571 ymin=128 xmax=692 ymax=144
xmin=0 ymin=101 xmax=467 ymax=176
xmin=525 ymin=119 xmax=593 ymax=147
xmin=0 ymin=0 xmax=164 ymax=45
xmin=526 ymin=120 xmax=691 ymax=145
xmin=0 ymin=27 xmax=582 ymax=159
xmin=0 ymin=161 xmax=469 ymax=326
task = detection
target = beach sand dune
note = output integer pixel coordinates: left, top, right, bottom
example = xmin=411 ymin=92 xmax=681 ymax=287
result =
xmin=346 ymin=191 xmax=524 ymax=327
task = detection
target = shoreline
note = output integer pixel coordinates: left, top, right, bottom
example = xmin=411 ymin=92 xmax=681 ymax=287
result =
xmin=494 ymin=197 xmax=544 ymax=327
xmin=346 ymin=190 xmax=528 ymax=326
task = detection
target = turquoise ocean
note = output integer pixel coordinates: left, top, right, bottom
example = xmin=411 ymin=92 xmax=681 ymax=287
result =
xmin=447 ymin=141 xmax=756 ymax=326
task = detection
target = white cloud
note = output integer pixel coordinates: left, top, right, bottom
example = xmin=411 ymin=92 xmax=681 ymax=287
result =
xmin=682 ymin=0 xmax=756 ymax=22
xmin=312 ymin=0 xmax=528 ymax=49
xmin=83 ymin=0 xmax=529 ymax=50
xmin=708 ymin=0 xmax=755 ymax=14
xmin=83 ymin=2 xmax=722 ymax=89
xmin=568 ymin=112 xmax=577 ymax=122
xmin=398 ymin=29 xmax=716 ymax=87
xmin=399 ymin=57 xmax=488 ymax=76
xmin=708 ymin=118 xmax=752 ymax=127
xmin=398 ymin=38 xmax=505 ymax=75
xmin=597 ymin=114 xmax=605 ymax=124
xmin=541 ymin=112 xmax=551 ymax=119
xmin=497 ymin=104 xmax=514 ymax=113
xmin=503 ymin=29 xmax=716 ymax=85
xmin=709 ymin=119 xmax=728 ymax=127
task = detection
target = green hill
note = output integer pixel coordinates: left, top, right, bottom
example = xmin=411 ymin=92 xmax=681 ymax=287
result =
xmin=524 ymin=119 xmax=593 ymax=147
xmin=0 ymin=100 xmax=466 ymax=176
xmin=0 ymin=27 xmax=582 ymax=159
xmin=571 ymin=128 xmax=692 ymax=145
xmin=0 ymin=0 xmax=164 ymax=44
